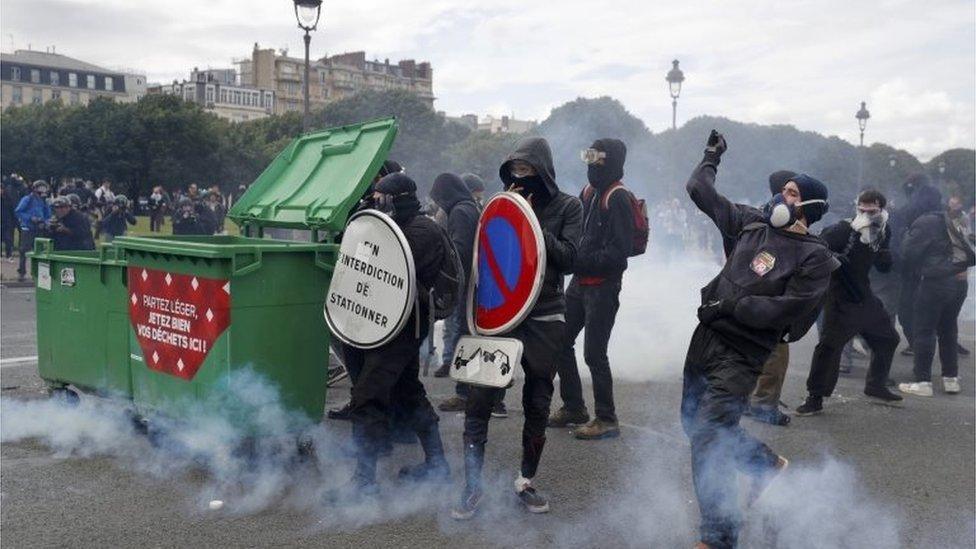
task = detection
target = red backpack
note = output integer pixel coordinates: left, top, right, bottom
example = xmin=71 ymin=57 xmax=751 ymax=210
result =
xmin=581 ymin=182 xmax=649 ymax=257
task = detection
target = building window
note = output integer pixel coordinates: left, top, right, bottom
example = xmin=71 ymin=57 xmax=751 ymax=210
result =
xmin=69 ymin=73 xmax=77 ymax=87
xmin=206 ymin=87 xmax=214 ymax=102
xmin=12 ymin=86 xmax=22 ymax=103
xmin=30 ymin=69 xmax=40 ymax=83
xmin=52 ymin=89 xmax=61 ymax=101
xmin=86 ymin=75 xmax=95 ymax=89
xmin=220 ymin=89 xmax=227 ymax=103
xmin=32 ymin=88 xmax=42 ymax=104
xmin=50 ymin=71 xmax=60 ymax=86
xmin=105 ymin=77 xmax=114 ymax=91
xmin=69 ymin=91 xmax=79 ymax=104
xmin=10 ymin=67 xmax=20 ymax=81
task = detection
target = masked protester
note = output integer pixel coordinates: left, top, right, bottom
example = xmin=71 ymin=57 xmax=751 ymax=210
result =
xmin=452 ymin=137 xmax=583 ymax=520
xmin=333 ymin=172 xmax=449 ymax=498
xmin=461 ymin=173 xmax=487 ymax=207
xmin=683 ymin=131 xmax=839 ymax=549
xmin=100 ymin=195 xmax=137 ymax=242
xmin=14 ymin=181 xmax=52 ymax=281
xmin=548 ymin=138 xmax=634 ymax=440
xmin=898 ymin=188 xmax=976 ymax=397
xmin=794 ymin=189 xmax=902 ymax=416
xmin=49 ymin=196 xmax=95 ymax=251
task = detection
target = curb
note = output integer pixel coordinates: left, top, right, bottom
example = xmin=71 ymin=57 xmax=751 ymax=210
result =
xmin=0 ymin=281 xmax=34 ymax=289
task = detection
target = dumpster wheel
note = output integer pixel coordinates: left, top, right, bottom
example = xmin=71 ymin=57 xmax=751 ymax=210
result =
xmin=48 ymin=386 xmax=80 ymax=407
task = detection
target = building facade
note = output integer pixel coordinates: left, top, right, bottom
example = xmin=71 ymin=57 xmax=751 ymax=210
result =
xmin=238 ymin=44 xmax=434 ymax=115
xmin=0 ymin=49 xmax=142 ymax=108
xmin=150 ymin=68 xmax=275 ymax=123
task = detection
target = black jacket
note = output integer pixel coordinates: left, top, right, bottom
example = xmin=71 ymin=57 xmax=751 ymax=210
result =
xmin=172 ymin=211 xmax=208 ymax=235
xmin=101 ymin=207 xmax=136 ymax=237
xmin=400 ymin=211 xmax=445 ymax=323
xmin=820 ymin=220 xmax=892 ymax=303
xmin=687 ymin=163 xmax=839 ymax=362
xmin=429 ymin=177 xmax=479 ymax=278
xmin=902 ymin=211 xmax=976 ymax=280
xmin=500 ymin=137 xmax=583 ymax=317
xmin=51 ymin=210 xmax=95 ymax=251
xmin=573 ymin=183 xmax=634 ymax=280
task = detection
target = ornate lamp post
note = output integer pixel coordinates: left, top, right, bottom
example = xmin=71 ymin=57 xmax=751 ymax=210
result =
xmin=855 ymin=101 xmax=870 ymax=184
xmin=293 ymin=0 xmax=323 ymax=133
xmin=665 ymin=59 xmax=685 ymax=130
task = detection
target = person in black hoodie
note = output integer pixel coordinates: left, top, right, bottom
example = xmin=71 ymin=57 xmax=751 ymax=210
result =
xmin=49 ymin=197 xmax=95 ymax=251
xmin=898 ymin=185 xmax=975 ymax=397
xmin=683 ymin=131 xmax=838 ymax=549
xmin=453 ymin=137 xmax=583 ymax=520
xmin=795 ymin=189 xmax=902 ymax=416
xmin=338 ymin=172 xmax=450 ymax=496
xmin=100 ymin=195 xmax=137 ymax=242
xmin=461 ymin=172 xmax=487 ymax=207
xmin=548 ymin=138 xmax=634 ymax=440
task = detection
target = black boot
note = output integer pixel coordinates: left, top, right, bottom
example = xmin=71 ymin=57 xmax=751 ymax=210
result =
xmin=327 ymin=400 xmax=353 ymax=420
xmin=398 ymin=425 xmax=450 ymax=483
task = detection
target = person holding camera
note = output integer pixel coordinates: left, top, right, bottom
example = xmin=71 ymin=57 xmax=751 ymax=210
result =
xmin=100 ymin=195 xmax=136 ymax=242
xmin=49 ymin=197 xmax=95 ymax=251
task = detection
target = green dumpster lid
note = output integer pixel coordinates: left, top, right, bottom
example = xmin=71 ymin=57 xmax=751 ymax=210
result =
xmin=228 ymin=117 xmax=398 ymax=232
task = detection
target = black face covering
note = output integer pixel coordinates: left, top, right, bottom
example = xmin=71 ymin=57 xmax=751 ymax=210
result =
xmin=510 ymin=174 xmax=552 ymax=209
xmin=586 ymin=138 xmax=627 ymax=189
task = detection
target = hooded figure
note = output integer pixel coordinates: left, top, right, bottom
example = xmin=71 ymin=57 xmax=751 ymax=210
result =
xmin=585 ymin=138 xmax=627 ymax=189
xmin=460 ymin=173 xmax=487 ymax=207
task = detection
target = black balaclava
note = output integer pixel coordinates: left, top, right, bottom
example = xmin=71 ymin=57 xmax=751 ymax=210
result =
xmin=587 ymin=138 xmax=627 ymax=189
xmin=375 ymin=172 xmax=421 ymax=223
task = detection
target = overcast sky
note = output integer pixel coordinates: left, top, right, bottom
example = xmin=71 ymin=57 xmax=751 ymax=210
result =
xmin=3 ymin=0 xmax=973 ymax=159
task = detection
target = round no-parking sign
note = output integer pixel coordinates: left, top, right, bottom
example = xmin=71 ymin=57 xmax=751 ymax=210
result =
xmin=325 ymin=210 xmax=416 ymax=349
xmin=469 ymin=192 xmax=546 ymax=336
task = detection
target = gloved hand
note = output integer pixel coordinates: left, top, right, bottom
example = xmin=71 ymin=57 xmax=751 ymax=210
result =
xmin=701 ymin=130 xmax=728 ymax=167
xmin=697 ymin=299 xmax=737 ymax=324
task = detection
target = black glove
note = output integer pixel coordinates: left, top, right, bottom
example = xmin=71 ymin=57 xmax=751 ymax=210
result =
xmin=701 ymin=130 xmax=728 ymax=167
xmin=697 ymin=299 xmax=737 ymax=324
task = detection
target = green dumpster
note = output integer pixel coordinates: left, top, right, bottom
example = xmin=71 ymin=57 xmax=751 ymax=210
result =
xmin=32 ymin=241 xmax=131 ymax=397
xmin=36 ymin=117 xmax=398 ymax=428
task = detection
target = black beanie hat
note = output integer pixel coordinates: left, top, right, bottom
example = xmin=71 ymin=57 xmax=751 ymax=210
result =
xmin=378 ymin=160 xmax=403 ymax=179
xmin=587 ymin=138 xmax=627 ymax=188
xmin=768 ymin=170 xmax=797 ymax=196
xmin=461 ymin=173 xmax=486 ymax=193
xmin=375 ymin=172 xmax=416 ymax=195
xmin=790 ymin=173 xmax=829 ymax=225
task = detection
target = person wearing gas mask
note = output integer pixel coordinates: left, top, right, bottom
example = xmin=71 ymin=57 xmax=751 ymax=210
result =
xmin=49 ymin=196 xmax=95 ymax=251
xmin=14 ymin=181 xmax=52 ymax=281
xmin=795 ymin=189 xmax=902 ymax=416
xmin=100 ymin=195 xmax=137 ymax=242
xmin=453 ymin=137 xmax=582 ymax=520
xmin=548 ymin=138 xmax=634 ymax=440
xmin=461 ymin=173 xmax=487 ymax=207
xmin=338 ymin=172 xmax=450 ymax=497
xmin=683 ymin=131 xmax=839 ymax=549
xmin=898 ymin=187 xmax=975 ymax=397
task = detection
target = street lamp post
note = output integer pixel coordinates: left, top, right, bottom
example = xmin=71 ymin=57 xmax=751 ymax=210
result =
xmin=855 ymin=101 xmax=870 ymax=185
xmin=665 ymin=59 xmax=684 ymax=130
xmin=293 ymin=0 xmax=323 ymax=134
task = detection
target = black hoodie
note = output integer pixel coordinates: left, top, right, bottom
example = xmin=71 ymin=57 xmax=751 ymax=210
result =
xmin=500 ymin=137 xmax=583 ymax=317
xmin=430 ymin=173 xmax=479 ymax=278
xmin=573 ymin=138 xmax=634 ymax=281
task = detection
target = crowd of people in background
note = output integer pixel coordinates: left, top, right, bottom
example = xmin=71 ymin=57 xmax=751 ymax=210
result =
xmin=0 ymin=174 xmax=245 ymax=281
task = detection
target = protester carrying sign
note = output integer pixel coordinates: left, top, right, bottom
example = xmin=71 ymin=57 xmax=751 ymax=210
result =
xmin=453 ymin=136 xmax=582 ymax=520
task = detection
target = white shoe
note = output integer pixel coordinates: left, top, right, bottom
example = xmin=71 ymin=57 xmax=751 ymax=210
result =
xmin=898 ymin=381 xmax=933 ymax=397
xmin=943 ymin=377 xmax=961 ymax=394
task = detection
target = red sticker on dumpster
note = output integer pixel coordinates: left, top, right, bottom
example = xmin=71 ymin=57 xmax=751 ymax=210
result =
xmin=128 ymin=268 xmax=231 ymax=380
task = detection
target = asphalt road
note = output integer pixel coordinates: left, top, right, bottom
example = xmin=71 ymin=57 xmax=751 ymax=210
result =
xmin=1 ymin=284 xmax=974 ymax=548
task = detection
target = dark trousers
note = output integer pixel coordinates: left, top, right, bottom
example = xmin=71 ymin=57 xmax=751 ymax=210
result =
xmin=349 ymin=325 xmax=439 ymax=479
xmin=150 ymin=212 xmax=165 ymax=232
xmin=897 ymin=271 xmax=919 ymax=347
xmin=912 ymin=277 xmax=968 ymax=382
xmin=807 ymin=295 xmax=899 ymax=397
xmin=17 ymin=229 xmax=35 ymax=277
xmin=681 ymin=324 xmax=779 ymax=549
xmin=464 ymin=319 xmax=564 ymax=479
xmin=555 ymin=280 xmax=622 ymax=421
xmin=2 ymin=226 xmax=13 ymax=258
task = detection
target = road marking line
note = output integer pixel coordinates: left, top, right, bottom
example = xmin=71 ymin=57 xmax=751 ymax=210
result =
xmin=0 ymin=355 xmax=38 ymax=367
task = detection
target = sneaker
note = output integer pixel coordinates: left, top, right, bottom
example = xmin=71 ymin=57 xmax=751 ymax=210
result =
xmin=433 ymin=363 xmax=451 ymax=378
xmin=450 ymin=486 xmax=484 ymax=520
xmin=748 ymin=406 xmax=791 ymax=426
xmin=438 ymin=396 xmax=467 ymax=412
xmin=746 ymin=455 xmax=788 ymax=507
xmin=943 ymin=377 xmax=961 ymax=394
xmin=898 ymin=381 xmax=933 ymax=397
xmin=397 ymin=461 xmax=451 ymax=484
xmin=900 ymin=346 xmax=914 ymax=357
xmin=573 ymin=418 xmax=621 ymax=439
xmin=546 ymin=408 xmax=589 ymax=428
xmin=794 ymin=396 xmax=823 ymax=416
xmin=515 ymin=480 xmax=549 ymax=513
xmin=326 ymin=401 xmax=353 ymax=421
xmin=491 ymin=401 xmax=508 ymax=418
xmin=957 ymin=344 xmax=971 ymax=357
xmin=864 ymin=385 xmax=903 ymax=402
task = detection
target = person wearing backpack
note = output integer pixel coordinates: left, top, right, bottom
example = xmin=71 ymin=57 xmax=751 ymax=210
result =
xmin=548 ymin=138 xmax=635 ymax=440
xmin=338 ymin=172 xmax=451 ymax=497
xmin=453 ymin=136 xmax=582 ymax=520
xmin=898 ymin=186 xmax=976 ymax=397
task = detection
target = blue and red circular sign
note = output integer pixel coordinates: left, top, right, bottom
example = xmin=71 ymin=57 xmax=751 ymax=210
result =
xmin=469 ymin=192 xmax=546 ymax=336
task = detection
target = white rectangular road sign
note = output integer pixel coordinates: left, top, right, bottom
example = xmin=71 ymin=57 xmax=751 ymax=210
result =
xmin=449 ymin=335 xmax=522 ymax=388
